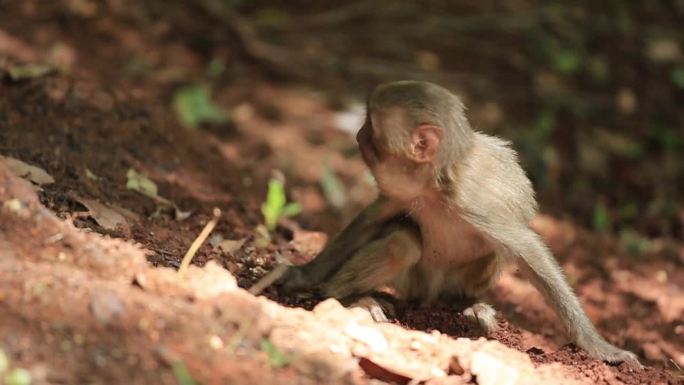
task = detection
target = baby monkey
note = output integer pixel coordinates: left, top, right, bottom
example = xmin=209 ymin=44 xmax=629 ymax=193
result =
xmin=279 ymin=80 xmax=640 ymax=367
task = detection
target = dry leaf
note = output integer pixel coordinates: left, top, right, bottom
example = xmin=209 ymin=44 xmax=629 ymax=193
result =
xmin=77 ymin=198 xmax=129 ymax=231
xmin=292 ymin=229 xmax=328 ymax=256
xmin=217 ymin=238 xmax=246 ymax=254
xmin=2 ymin=156 xmax=55 ymax=185
xmin=8 ymin=63 xmax=54 ymax=80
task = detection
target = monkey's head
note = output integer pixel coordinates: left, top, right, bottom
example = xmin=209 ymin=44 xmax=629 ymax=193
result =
xmin=357 ymin=80 xmax=474 ymax=201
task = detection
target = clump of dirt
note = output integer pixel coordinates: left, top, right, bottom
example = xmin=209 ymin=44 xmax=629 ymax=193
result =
xmin=0 ymin=161 xmax=600 ymax=385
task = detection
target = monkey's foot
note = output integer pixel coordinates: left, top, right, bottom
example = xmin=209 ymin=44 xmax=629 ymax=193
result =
xmin=462 ymin=303 xmax=498 ymax=334
xmin=349 ymin=296 xmax=395 ymax=322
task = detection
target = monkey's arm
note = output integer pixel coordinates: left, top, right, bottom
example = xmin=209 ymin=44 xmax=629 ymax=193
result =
xmin=279 ymin=196 xmax=403 ymax=291
xmin=495 ymin=227 xmax=641 ymax=368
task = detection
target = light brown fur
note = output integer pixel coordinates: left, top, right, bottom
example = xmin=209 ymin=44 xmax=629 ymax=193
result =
xmin=280 ymin=80 xmax=641 ymax=368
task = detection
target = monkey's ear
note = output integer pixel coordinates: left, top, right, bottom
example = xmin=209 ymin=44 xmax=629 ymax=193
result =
xmin=409 ymin=124 xmax=442 ymax=163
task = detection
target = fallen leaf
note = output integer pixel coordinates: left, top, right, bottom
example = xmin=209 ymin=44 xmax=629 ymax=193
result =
xmin=2 ymin=156 xmax=55 ymax=185
xmin=85 ymin=168 xmax=99 ymax=180
xmin=358 ymin=357 xmax=412 ymax=385
xmin=254 ymin=224 xmax=271 ymax=248
xmin=216 ymin=238 xmax=246 ymax=254
xmin=320 ymin=164 xmax=347 ymax=209
xmin=76 ymin=198 xmax=129 ymax=231
xmin=291 ymin=229 xmax=327 ymax=256
xmin=173 ymin=85 xmax=228 ymax=129
xmin=7 ymin=63 xmax=54 ymax=80
xmin=126 ymin=168 xmax=158 ymax=197
xmin=125 ymin=168 xmax=173 ymax=206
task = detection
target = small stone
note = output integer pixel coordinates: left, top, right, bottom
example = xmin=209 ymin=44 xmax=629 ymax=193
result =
xmin=313 ymin=298 xmax=345 ymax=316
xmin=209 ymin=335 xmax=224 ymax=350
xmin=344 ymin=322 xmax=388 ymax=352
xmin=90 ymin=290 xmax=125 ymax=325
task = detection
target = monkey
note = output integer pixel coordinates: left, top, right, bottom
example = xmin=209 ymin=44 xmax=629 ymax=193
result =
xmin=277 ymin=80 xmax=641 ymax=368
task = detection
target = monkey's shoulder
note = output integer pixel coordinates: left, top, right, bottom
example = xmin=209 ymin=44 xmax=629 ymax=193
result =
xmin=457 ymin=133 xmax=537 ymax=225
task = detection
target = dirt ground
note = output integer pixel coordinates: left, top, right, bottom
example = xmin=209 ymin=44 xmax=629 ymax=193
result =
xmin=1 ymin=1 xmax=683 ymax=385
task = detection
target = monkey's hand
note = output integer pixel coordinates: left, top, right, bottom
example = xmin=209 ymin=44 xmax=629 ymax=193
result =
xmin=276 ymin=265 xmax=315 ymax=293
xmin=577 ymin=334 xmax=643 ymax=370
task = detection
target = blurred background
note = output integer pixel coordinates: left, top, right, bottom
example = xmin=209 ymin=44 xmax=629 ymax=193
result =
xmin=1 ymin=0 xmax=683 ymax=252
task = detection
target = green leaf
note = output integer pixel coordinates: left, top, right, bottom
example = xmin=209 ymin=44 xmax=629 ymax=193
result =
xmin=260 ymin=339 xmax=291 ymax=368
xmin=618 ymin=229 xmax=651 ymax=257
xmin=281 ymin=202 xmax=301 ymax=217
xmin=206 ymin=59 xmax=225 ymax=78
xmin=173 ymin=86 xmax=228 ymax=129
xmin=253 ymin=8 xmax=292 ymax=29
xmin=260 ymin=178 xmax=301 ymax=230
xmin=320 ymin=165 xmax=347 ymax=209
xmin=261 ymin=179 xmax=285 ymax=230
xmin=553 ymin=50 xmax=581 ymax=74
xmin=671 ymin=66 xmax=684 ymax=89
xmin=171 ymin=361 xmax=197 ymax=385
xmin=592 ymin=204 xmax=610 ymax=233
xmin=8 ymin=64 xmax=54 ymax=80
xmin=534 ymin=36 xmax=582 ymax=75
xmin=5 ymin=368 xmax=31 ymax=385
xmin=534 ymin=110 xmax=556 ymax=137
xmin=126 ymin=169 xmax=158 ymax=197
xmin=0 ymin=349 xmax=8 ymax=373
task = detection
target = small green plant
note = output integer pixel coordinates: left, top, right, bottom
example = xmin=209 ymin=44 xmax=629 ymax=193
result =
xmin=0 ymin=348 xmax=32 ymax=385
xmin=5 ymin=369 xmax=31 ymax=385
xmin=533 ymin=35 xmax=582 ymax=75
xmin=261 ymin=179 xmax=301 ymax=231
xmin=260 ymin=339 xmax=292 ymax=368
xmin=618 ymin=229 xmax=651 ymax=257
xmin=517 ymin=109 xmax=557 ymax=186
xmin=671 ymin=65 xmax=684 ymax=89
xmin=171 ymin=360 xmax=197 ymax=385
xmin=320 ymin=164 xmax=347 ymax=209
xmin=173 ymin=85 xmax=228 ymax=129
xmin=0 ymin=350 xmax=7 ymax=374
xmin=592 ymin=203 xmax=611 ymax=233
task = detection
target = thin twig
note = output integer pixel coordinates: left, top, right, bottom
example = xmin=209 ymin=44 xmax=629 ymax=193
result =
xmin=670 ymin=358 xmax=683 ymax=374
xmin=178 ymin=208 xmax=221 ymax=276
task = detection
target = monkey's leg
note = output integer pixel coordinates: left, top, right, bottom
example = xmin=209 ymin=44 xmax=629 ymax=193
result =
xmin=322 ymin=223 xmax=421 ymax=321
xmin=443 ymin=253 xmax=503 ymax=334
xmin=323 ymin=224 xmax=422 ymax=299
xmin=279 ymin=196 xmax=403 ymax=291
